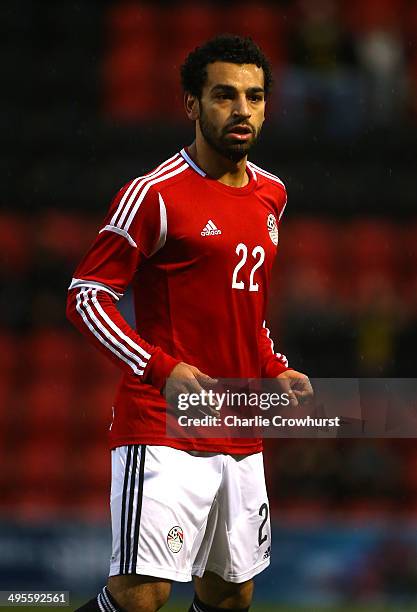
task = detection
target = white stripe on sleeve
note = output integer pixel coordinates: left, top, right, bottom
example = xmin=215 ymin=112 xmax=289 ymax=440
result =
xmin=99 ymin=224 xmax=138 ymax=247
xmin=247 ymin=162 xmax=285 ymax=187
xmin=123 ymin=163 xmax=188 ymax=233
xmin=115 ymin=156 xmax=183 ymax=229
xmin=76 ymin=289 xmax=145 ymax=375
xmin=90 ymin=289 xmax=151 ymax=361
xmin=110 ymin=153 xmax=180 ymax=227
xmin=69 ymin=278 xmax=122 ymax=300
xmin=148 ymin=193 xmax=167 ymax=256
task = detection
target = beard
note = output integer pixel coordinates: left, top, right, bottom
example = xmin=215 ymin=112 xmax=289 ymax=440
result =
xmin=198 ymin=105 xmax=261 ymax=163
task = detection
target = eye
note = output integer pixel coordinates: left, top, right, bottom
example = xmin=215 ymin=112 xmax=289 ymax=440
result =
xmin=249 ymin=95 xmax=263 ymax=102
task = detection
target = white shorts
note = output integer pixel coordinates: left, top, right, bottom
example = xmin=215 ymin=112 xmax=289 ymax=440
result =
xmin=109 ymin=445 xmax=271 ymax=583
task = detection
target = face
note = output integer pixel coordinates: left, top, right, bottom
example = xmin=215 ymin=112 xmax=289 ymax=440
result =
xmin=192 ymin=62 xmax=266 ymax=162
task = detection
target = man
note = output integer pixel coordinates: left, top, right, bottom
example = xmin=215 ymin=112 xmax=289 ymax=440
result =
xmin=67 ymin=35 xmax=312 ymax=612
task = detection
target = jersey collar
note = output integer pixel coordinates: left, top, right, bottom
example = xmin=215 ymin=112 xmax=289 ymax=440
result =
xmin=179 ymin=147 xmax=257 ymax=184
xmin=180 ymin=148 xmax=206 ymax=177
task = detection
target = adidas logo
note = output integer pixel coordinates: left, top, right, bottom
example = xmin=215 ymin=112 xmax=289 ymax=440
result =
xmin=263 ymin=546 xmax=271 ymax=560
xmin=201 ymin=220 xmax=222 ymax=236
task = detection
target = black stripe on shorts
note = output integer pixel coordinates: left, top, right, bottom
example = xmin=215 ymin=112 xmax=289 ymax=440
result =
xmin=119 ymin=444 xmax=132 ymax=574
xmin=124 ymin=445 xmax=139 ymax=573
xmin=131 ymin=445 xmax=146 ymax=572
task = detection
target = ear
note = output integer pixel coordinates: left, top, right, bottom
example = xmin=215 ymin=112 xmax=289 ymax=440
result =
xmin=184 ymin=92 xmax=200 ymax=121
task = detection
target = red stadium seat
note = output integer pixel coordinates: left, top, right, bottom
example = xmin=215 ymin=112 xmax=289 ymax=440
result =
xmin=280 ymin=219 xmax=338 ymax=287
xmin=20 ymin=379 xmax=75 ymax=444
xmin=73 ymin=489 xmax=110 ymax=520
xmin=106 ymin=3 xmax=160 ymax=45
xmin=104 ymin=42 xmax=159 ymax=120
xmin=404 ymin=2 xmax=417 ymax=38
xmin=104 ymin=42 xmax=155 ymax=87
xmin=340 ymin=220 xmax=399 ymax=294
xmin=73 ymin=380 xmax=116 ymax=443
xmin=168 ymin=3 xmax=219 ymax=55
xmin=0 ymin=378 xmax=17 ymax=445
xmin=157 ymin=4 xmax=220 ymax=119
xmin=0 ymin=214 xmax=31 ymax=273
xmin=343 ymin=0 xmax=404 ymax=33
xmin=402 ymin=221 xmax=417 ymax=265
xmin=23 ymin=329 xmax=79 ymax=381
xmin=77 ymin=340 xmax=120 ymax=383
xmin=398 ymin=222 xmax=417 ymax=298
xmin=223 ymin=3 xmax=286 ymax=66
xmin=0 ymin=383 xmax=10 ymax=429
xmin=72 ymin=443 xmax=111 ymax=495
xmin=12 ymin=490 xmax=65 ymax=520
xmin=0 ymin=333 xmax=19 ymax=378
xmin=0 ymin=351 xmax=20 ymax=445
xmin=71 ymin=343 xmax=119 ymax=437
xmin=0 ymin=443 xmax=15 ymax=496
xmin=20 ymin=440 xmax=70 ymax=491
xmin=11 ymin=444 xmax=81 ymax=518
xmin=84 ymin=444 xmax=111 ymax=490
xmin=104 ymin=3 xmax=161 ymax=120
xmin=37 ymin=211 xmax=97 ymax=262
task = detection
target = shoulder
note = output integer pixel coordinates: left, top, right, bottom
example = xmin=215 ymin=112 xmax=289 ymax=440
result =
xmin=108 ymin=152 xmax=191 ymax=229
xmin=248 ymin=160 xmax=286 ymax=193
xmin=124 ymin=151 xmax=190 ymax=197
xmin=248 ymin=161 xmax=287 ymax=219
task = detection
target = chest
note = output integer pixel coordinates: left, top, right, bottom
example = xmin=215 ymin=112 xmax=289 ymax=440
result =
xmin=164 ymin=188 xmax=280 ymax=270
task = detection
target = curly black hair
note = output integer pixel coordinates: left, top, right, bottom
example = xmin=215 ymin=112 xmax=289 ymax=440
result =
xmin=180 ymin=34 xmax=273 ymax=99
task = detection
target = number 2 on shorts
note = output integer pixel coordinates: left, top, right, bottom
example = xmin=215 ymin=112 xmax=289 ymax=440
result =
xmin=258 ymin=502 xmax=269 ymax=546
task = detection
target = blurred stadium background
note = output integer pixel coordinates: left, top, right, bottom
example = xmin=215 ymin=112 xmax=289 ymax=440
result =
xmin=1 ymin=0 xmax=417 ymax=609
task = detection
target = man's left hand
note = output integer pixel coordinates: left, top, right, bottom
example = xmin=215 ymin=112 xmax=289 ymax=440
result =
xmin=277 ymin=370 xmax=314 ymax=408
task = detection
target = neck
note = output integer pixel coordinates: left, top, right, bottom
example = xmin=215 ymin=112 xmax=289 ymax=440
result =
xmin=187 ymin=133 xmax=249 ymax=188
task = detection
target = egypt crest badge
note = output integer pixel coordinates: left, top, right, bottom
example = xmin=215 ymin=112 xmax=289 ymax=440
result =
xmin=167 ymin=526 xmax=184 ymax=553
xmin=267 ymin=213 xmax=278 ymax=245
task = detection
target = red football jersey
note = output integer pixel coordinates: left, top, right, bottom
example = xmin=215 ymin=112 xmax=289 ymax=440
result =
xmin=67 ymin=148 xmax=289 ymax=454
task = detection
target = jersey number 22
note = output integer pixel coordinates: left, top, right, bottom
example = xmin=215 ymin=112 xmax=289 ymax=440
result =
xmin=232 ymin=243 xmax=265 ymax=292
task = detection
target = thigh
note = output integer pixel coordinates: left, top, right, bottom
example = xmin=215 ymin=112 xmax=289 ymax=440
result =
xmin=110 ymin=445 xmax=223 ymax=583
xmin=193 ymin=452 xmax=271 ymax=583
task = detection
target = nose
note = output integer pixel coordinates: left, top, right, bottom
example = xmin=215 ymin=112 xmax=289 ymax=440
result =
xmin=232 ymin=94 xmax=251 ymax=118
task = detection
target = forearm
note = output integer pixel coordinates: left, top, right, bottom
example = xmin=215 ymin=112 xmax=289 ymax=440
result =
xmin=66 ymin=284 xmax=180 ymax=391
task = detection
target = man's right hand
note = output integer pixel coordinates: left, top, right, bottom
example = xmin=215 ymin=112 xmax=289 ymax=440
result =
xmin=165 ymin=362 xmax=218 ymax=409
